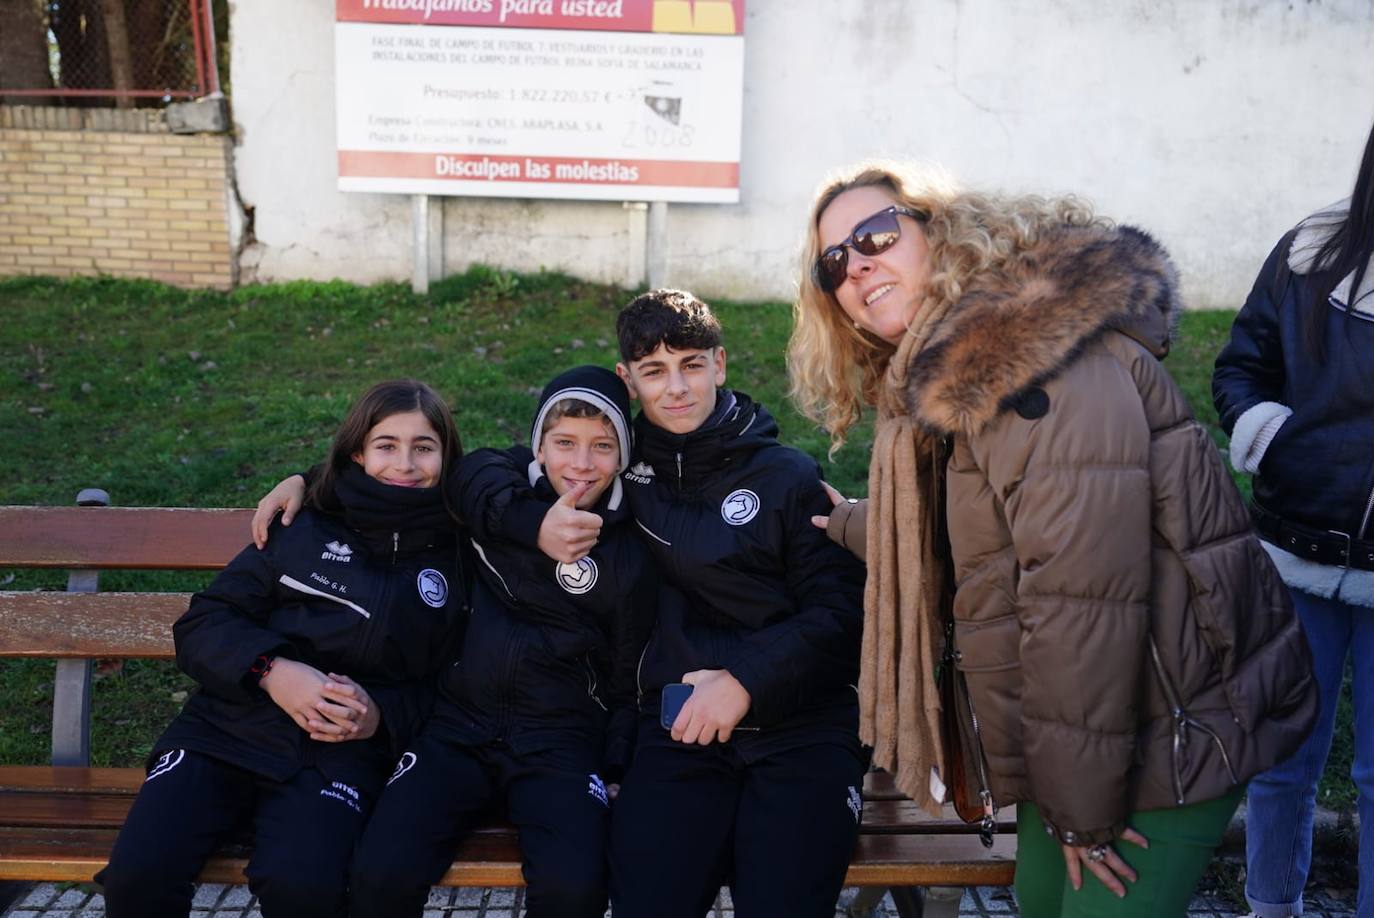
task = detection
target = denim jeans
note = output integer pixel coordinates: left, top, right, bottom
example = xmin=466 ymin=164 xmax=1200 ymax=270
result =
xmin=1244 ymin=588 xmax=1372 ymax=918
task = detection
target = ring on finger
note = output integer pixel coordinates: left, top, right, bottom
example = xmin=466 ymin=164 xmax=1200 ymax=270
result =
xmin=1086 ymin=845 xmax=1109 ymax=863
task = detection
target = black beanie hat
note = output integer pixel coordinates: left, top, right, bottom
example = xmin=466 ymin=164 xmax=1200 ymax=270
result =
xmin=529 ymin=365 xmax=633 ymax=475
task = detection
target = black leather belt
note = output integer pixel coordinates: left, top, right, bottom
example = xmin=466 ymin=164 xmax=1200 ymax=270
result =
xmin=1252 ymin=503 xmax=1374 ymax=571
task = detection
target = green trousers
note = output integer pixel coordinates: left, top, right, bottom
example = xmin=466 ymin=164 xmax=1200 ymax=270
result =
xmin=1014 ymin=786 xmax=1243 ymax=918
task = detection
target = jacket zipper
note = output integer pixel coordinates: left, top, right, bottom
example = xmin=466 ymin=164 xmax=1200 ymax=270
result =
xmin=945 ymin=620 xmax=997 ymax=848
xmin=675 ymin=451 xmax=683 ymax=488
xmin=391 ymin=531 xmax=399 ymax=565
xmin=635 ymin=640 xmax=650 ymax=701
xmin=960 ymin=672 xmax=998 ymax=848
xmin=585 ymin=654 xmax=607 ymax=711
xmin=1147 ymin=635 xmax=1239 ymax=805
xmin=1358 ymin=478 xmax=1374 ymax=541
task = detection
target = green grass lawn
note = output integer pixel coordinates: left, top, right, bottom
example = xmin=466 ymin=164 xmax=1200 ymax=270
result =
xmin=0 ymin=269 xmax=1355 ymax=811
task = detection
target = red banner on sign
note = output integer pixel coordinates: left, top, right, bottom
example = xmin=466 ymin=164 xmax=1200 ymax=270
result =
xmin=338 ymin=150 xmax=739 ymax=187
xmin=336 ymin=0 xmax=744 ymax=35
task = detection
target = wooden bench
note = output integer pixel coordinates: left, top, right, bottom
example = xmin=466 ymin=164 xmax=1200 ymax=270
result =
xmin=0 ymin=494 xmax=1015 ymax=917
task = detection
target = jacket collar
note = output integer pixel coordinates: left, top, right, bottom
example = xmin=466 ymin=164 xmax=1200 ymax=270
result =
xmin=905 ymin=224 xmax=1180 ymax=437
xmin=634 ymin=390 xmax=777 ymax=489
xmin=1288 ymin=198 xmax=1374 ymax=314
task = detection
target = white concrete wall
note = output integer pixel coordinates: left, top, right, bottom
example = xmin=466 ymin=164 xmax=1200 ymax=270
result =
xmin=231 ymin=0 xmax=1374 ymax=308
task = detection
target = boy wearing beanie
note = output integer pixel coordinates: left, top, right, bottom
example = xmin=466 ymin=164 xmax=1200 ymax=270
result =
xmin=349 ymin=365 xmax=656 ymax=918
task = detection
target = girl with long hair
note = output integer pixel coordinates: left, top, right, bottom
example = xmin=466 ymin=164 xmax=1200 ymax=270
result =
xmin=1213 ymin=118 xmax=1374 ymax=918
xmin=97 ymin=380 xmax=465 ymax=918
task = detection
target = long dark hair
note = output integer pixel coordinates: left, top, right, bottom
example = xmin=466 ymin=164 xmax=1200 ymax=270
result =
xmin=1302 ymin=119 xmax=1374 ymax=360
xmin=307 ymin=379 xmax=462 ymax=516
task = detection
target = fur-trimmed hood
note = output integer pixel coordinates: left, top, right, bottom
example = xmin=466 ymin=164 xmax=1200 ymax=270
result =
xmin=905 ymin=224 xmax=1181 ymax=436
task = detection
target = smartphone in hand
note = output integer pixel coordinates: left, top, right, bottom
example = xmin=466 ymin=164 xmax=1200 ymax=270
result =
xmin=660 ymin=682 xmax=693 ymax=730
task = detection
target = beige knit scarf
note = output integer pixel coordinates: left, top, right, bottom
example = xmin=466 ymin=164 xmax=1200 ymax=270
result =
xmin=858 ymin=299 xmax=955 ymax=816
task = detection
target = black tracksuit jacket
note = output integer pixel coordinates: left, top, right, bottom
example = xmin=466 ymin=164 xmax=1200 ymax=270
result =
xmin=155 ymin=510 xmax=466 ymax=791
xmin=427 ymin=446 xmax=658 ymax=777
xmin=625 ymin=391 xmax=866 ymax=759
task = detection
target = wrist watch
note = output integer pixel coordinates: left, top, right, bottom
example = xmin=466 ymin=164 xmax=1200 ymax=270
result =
xmin=249 ymin=654 xmax=277 ymax=682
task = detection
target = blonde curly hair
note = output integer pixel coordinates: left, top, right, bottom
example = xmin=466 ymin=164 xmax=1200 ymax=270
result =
xmin=787 ymin=160 xmax=1102 ymax=452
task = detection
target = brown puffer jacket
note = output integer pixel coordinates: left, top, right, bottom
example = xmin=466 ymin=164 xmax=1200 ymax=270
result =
xmin=897 ymin=224 xmax=1316 ymax=846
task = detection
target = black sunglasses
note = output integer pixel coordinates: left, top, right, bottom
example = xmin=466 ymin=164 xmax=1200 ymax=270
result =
xmin=814 ymin=205 xmax=926 ymax=293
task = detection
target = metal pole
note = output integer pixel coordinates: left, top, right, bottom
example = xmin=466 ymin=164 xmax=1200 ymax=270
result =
xmin=647 ymin=201 xmax=668 ymax=289
xmin=427 ymin=196 xmax=444 ymax=283
xmin=411 ymin=194 xmax=430 ymax=294
xmin=187 ymin=0 xmax=206 ymax=99
xmin=199 ymin=0 xmax=223 ymax=97
xmin=624 ymin=202 xmax=648 ymax=289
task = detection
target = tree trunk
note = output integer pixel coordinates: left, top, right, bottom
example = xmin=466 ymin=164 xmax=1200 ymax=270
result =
xmin=98 ymin=0 xmax=134 ymax=108
xmin=0 ymin=0 xmax=54 ymax=103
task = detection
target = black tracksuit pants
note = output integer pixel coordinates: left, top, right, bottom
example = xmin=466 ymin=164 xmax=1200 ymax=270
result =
xmin=349 ymin=731 xmax=611 ymax=918
xmin=609 ymin=716 xmax=867 ymax=918
xmin=96 ymin=749 xmax=372 ymax=918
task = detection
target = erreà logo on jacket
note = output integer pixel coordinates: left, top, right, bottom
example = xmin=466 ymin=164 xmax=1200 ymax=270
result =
xmin=321 ymin=541 xmax=353 ymax=562
xmin=625 ymin=461 xmax=655 ymax=485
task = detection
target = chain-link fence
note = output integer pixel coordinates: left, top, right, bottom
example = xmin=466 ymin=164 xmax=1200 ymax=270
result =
xmin=0 ymin=0 xmax=227 ymax=106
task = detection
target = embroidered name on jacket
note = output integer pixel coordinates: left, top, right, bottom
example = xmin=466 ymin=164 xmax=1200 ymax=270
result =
xmin=721 ymin=489 xmax=760 ymax=526
xmin=556 ymin=557 xmax=598 ymax=595
xmin=321 ymin=540 xmax=353 ymax=562
xmin=320 ymin=780 xmax=362 ymax=813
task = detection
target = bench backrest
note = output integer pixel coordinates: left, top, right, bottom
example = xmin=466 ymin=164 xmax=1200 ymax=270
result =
xmin=1 ymin=498 xmax=253 ymax=766
xmin=0 ymin=505 xmax=253 ymax=660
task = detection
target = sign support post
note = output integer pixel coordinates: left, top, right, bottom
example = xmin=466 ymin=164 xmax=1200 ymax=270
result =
xmin=411 ymin=194 xmax=429 ymax=294
xmin=647 ymin=200 xmax=668 ymax=289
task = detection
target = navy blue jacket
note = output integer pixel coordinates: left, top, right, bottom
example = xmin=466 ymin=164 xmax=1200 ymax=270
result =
xmin=428 ymin=446 xmax=657 ymax=777
xmin=625 ymin=392 xmax=865 ymax=760
xmin=1213 ymin=235 xmax=1374 ymax=537
xmin=157 ymin=509 xmax=465 ymax=791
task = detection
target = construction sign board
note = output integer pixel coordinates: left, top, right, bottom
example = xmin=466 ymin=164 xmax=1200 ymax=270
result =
xmin=334 ymin=0 xmax=745 ymax=203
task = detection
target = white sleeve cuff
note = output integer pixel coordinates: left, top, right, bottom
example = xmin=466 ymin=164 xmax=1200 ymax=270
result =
xmin=1229 ymin=401 xmax=1292 ymax=474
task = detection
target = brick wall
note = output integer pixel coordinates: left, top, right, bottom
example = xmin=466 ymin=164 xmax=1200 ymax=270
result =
xmin=0 ymin=106 xmax=235 ymax=289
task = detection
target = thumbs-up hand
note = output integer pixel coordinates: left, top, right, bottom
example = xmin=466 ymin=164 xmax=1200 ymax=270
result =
xmin=537 ymin=482 xmax=604 ymax=563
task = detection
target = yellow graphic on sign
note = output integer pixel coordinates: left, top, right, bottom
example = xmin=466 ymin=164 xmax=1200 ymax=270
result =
xmin=652 ymin=1 xmax=736 ymax=34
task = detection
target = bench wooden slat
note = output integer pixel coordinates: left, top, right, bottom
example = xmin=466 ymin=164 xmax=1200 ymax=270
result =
xmin=0 ymin=826 xmax=529 ymax=886
xmin=862 ymin=800 xmax=1016 ymax=835
xmin=846 ymin=834 xmax=1016 ymax=885
xmin=0 ymin=507 xmax=252 ymax=569
xmin=0 ymin=767 xmax=146 ymax=794
xmin=0 ymin=592 xmax=184 ymax=657
xmin=0 ymin=827 xmax=1015 ymax=888
xmin=0 ymin=767 xmax=1014 ymax=834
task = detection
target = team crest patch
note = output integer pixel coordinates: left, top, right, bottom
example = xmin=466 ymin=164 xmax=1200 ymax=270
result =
xmin=556 ymin=557 xmax=598 ymax=594
xmin=587 ymin=773 xmax=609 ymax=807
xmin=416 ymin=569 xmax=448 ymax=608
xmin=720 ymin=489 xmax=760 ymax=526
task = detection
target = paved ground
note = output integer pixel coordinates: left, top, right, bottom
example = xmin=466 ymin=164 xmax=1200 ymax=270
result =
xmin=1 ymin=881 xmax=1361 ymax=917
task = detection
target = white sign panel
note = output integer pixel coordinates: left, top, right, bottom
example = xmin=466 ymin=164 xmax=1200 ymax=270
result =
xmin=335 ymin=1 xmax=745 ymax=203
